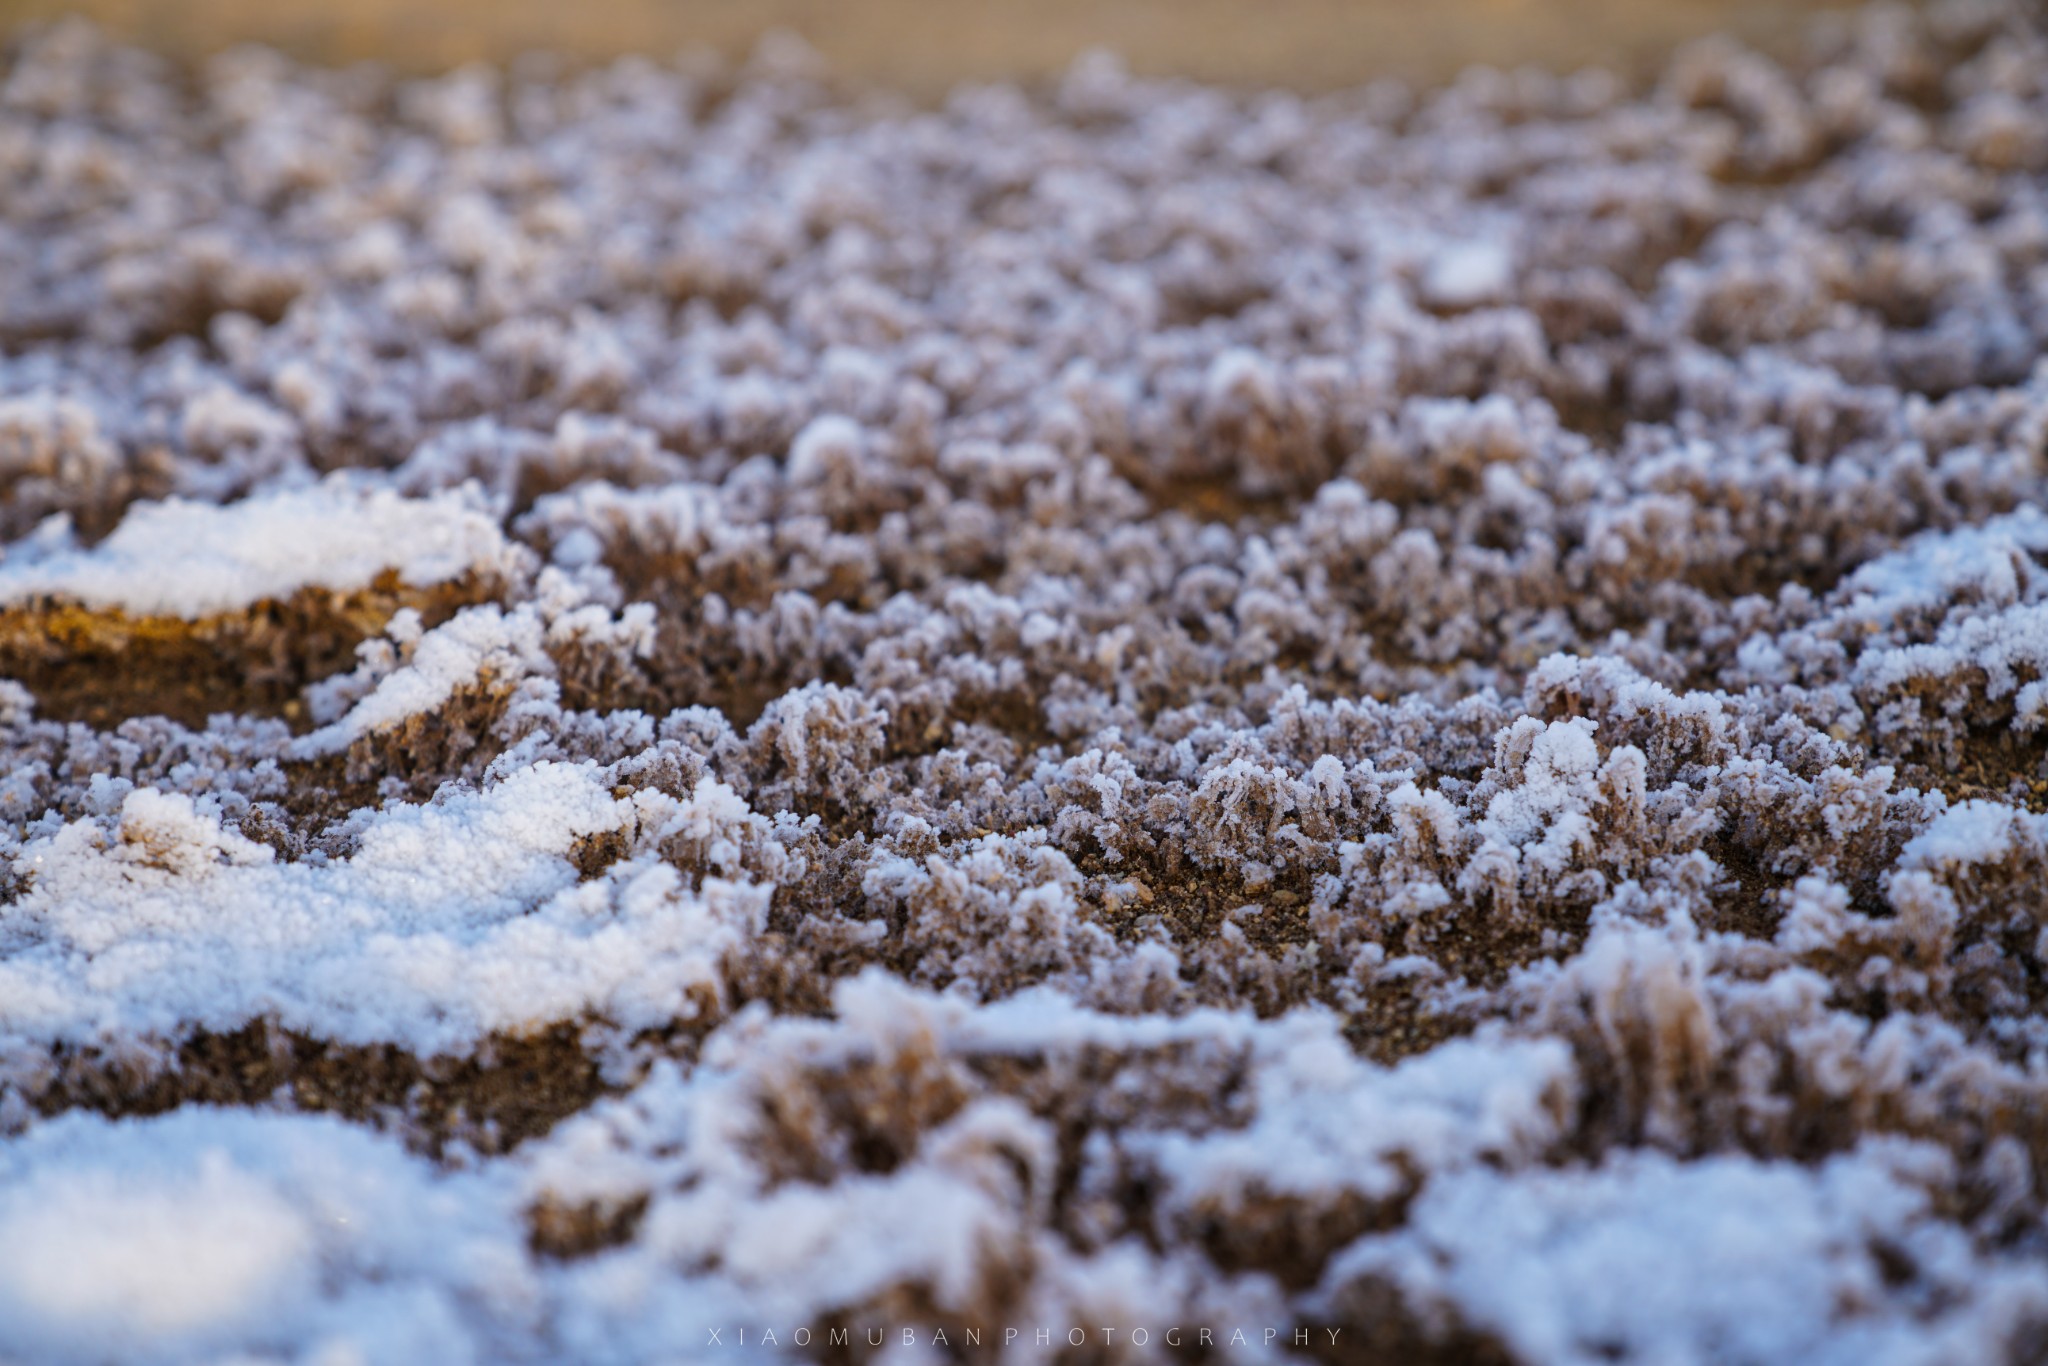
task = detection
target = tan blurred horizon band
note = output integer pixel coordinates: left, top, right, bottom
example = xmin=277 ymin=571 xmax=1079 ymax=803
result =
xmin=0 ymin=0 xmax=1868 ymax=90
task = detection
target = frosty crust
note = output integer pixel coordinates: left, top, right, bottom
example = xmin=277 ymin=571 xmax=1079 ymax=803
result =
xmin=3 ymin=5 xmax=2048 ymax=1362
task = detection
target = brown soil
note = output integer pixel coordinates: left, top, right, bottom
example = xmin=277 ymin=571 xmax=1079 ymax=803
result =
xmin=31 ymin=1018 xmax=614 ymax=1157
xmin=0 ymin=572 xmax=494 ymax=731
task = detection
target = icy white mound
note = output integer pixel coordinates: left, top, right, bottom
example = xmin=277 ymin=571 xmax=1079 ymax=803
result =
xmin=0 ymin=1107 xmax=530 ymax=1365
xmin=0 ymin=768 xmax=764 ymax=1055
xmin=0 ymin=480 xmax=515 ymax=619
xmin=1317 ymin=1141 xmax=2048 ymax=1366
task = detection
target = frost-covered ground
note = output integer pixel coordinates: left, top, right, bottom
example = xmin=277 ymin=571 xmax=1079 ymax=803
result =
xmin=2 ymin=5 xmax=2048 ymax=1362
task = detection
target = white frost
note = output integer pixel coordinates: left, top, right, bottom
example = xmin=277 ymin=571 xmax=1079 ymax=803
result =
xmin=0 ymin=765 xmax=766 ymax=1054
xmin=0 ymin=478 xmax=517 ymax=619
xmin=0 ymin=1107 xmax=533 ymax=1365
xmin=1317 ymin=1141 xmax=2048 ymax=1366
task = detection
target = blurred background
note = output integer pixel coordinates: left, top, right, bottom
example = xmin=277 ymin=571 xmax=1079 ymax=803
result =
xmin=0 ymin=0 xmax=1867 ymax=90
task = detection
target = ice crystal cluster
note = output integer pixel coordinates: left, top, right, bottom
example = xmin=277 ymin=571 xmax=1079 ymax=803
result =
xmin=2 ymin=5 xmax=2048 ymax=1361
